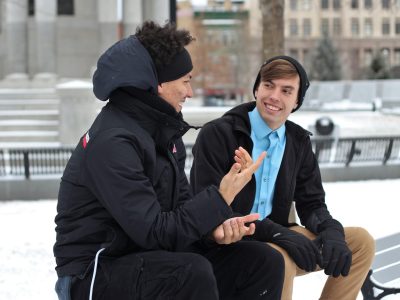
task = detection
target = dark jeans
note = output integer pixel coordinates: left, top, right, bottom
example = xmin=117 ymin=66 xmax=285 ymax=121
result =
xmin=60 ymin=241 xmax=284 ymax=300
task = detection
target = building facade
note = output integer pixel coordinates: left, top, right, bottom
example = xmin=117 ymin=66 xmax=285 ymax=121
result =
xmin=0 ymin=0 xmax=171 ymax=82
xmin=179 ymin=0 xmax=255 ymax=103
xmin=283 ymin=0 xmax=400 ymax=79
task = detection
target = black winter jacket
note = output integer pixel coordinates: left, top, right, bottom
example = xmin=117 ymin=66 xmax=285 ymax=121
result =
xmin=54 ymin=87 xmax=232 ymax=277
xmin=190 ymin=102 xmax=333 ymax=240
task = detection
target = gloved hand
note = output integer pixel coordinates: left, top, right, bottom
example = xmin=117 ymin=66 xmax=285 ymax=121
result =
xmin=253 ymin=219 xmax=322 ymax=272
xmin=313 ymin=219 xmax=352 ymax=277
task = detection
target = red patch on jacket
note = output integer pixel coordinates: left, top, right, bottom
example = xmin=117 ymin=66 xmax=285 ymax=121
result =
xmin=82 ymin=132 xmax=90 ymax=149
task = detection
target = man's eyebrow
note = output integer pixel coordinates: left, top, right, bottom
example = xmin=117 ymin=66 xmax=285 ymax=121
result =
xmin=282 ymin=85 xmax=295 ymax=90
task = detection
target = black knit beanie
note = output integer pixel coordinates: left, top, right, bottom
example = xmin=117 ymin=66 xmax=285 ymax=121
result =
xmin=157 ymin=48 xmax=193 ymax=84
xmin=252 ymin=55 xmax=310 ymax=112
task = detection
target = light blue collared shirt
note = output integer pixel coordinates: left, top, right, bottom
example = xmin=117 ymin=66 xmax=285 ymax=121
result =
xmin=248 ymin=107 xmax=286 ymax=219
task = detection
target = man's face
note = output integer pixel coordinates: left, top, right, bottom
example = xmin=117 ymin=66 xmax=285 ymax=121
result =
xmin=255 ymin=75 xmax=300 ymax=130
xmin=158 ymin=72 xmax=193 ymax=112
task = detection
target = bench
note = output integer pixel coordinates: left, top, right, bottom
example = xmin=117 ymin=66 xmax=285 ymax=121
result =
xmin=361 ymin=232 xmax=400 ymax=299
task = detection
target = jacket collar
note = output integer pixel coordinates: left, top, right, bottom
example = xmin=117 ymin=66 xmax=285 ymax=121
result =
xmin=109 ymin=87 xmax=190 ymax=150
xmin=223 ymin=102 xmax=255 ymax=136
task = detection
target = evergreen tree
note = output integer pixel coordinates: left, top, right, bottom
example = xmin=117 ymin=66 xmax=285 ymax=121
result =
xmin=366 ymin=51 xmax=390 ymax=79
xmin=310 ymin=34 xmax=341 ymax=81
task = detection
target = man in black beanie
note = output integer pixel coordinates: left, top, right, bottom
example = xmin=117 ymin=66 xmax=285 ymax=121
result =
xmin=191 ymin=56 xmax=375 ymax=299
xmin=54 ymin=21 xmax=286 ymax=300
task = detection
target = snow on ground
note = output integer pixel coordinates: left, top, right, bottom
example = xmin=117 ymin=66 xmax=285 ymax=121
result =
xmin=0 ymin=179 xmax=399 ymax=300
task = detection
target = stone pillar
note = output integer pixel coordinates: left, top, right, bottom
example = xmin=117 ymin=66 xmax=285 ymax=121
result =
xmin=57 ymin=80 xmax=105 ymax=146
xmin=97 ymin=0 xmax=119 ymax=53
xmin=4 ymin=0 xmax=28 ymax=80
xmin=33 ymin=0 xmax=57 ymax=83
xmin=143 ymin=0 xmax=169 ymax=24
xmin=122 ymin=0 xmax=143 ymax=37
xmin=146 ymin=0 xmax=170 ymax=25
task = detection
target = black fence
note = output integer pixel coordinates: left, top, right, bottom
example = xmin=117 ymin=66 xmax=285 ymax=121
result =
xmin=313 ymin=136 xmax=400 ymax=166
xmin=0 ymin=148 xmax=73 ymax=179
xmin=1 ymin=136 xmax=399 ymax=179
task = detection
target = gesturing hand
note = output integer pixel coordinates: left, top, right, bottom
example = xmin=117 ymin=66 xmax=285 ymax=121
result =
xmin=213 ymin=213 xmax=260 ymax=245
xmin=219 ymin=147 xmax=266 ymax=205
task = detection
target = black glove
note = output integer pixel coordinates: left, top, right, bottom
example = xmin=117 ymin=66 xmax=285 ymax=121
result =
xmin=253 ymin=219 xmax=322 ymax=272
xmin=313 ymin=219 xmax=352 ymax=277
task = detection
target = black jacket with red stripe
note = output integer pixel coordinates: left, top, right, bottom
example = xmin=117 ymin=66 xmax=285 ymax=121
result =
xmin=54 ymin=87 xmax=231 ymax=277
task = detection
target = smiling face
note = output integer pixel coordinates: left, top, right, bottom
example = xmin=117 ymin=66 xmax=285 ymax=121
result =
xmin=157 ymin=72 xmax=193 ymax=112
xmin=255 ymin=75 xmax=300 ymax=130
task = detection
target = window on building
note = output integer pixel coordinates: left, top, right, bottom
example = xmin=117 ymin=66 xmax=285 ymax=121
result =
xmin=290 ymin=0 xmax=298 ymax=10
xmin=303 ymin=49 xmax=311 ymax=69
xmin=333 ymin=0 xmax=341 ymax=10
xmin=382 ymin=18 xmax=390 ymax=35
xmin=302 ymin=0 xmax=312 ymax=11
xmin=364 ymin=49 xmax=373 ymax=66
xmin=28 ymin=0 xmax=35 ymax=16
xmin=321 ymin=0 xmax=329 ymax=9
xmin=333 ymin=18 xmax=341 ymax=36
xmin=58 ymin=0 xmax=74 ymax=15
xmin=381 ymin=48 xmax=390 ymax=66
xmin=381 ymin=0 xmax=390 ymax=9
xmin=351 ymin=18 xmax=360 ymax=36
xmin=207 ymin=31 xmax=214 ymax=43
xmin=396 ymin=19 xmax=400 ymax=34
xmin=303 ymin=0 xmax=312 ymax=10
xmin=289 ymin=49 xmax=299 ymax=60
xmin=303 ymin=18 xmax=312 ymax=36
xmin=351 ymin=0 xmax=359 ymax=9
xmin=364 ymin=0 xmax=372 ymax=9
xmin=222 ymin=33 xmax=229 ymax=46
xmin=290 ymin=19 xmax=299 ymax=36
xmin=321 ymin=18 xmax=329 ymax=35
xmin=394 ymin=48 xmax=400 ymax=65
xmin=364 ymin=18 xmax=373 ymax=36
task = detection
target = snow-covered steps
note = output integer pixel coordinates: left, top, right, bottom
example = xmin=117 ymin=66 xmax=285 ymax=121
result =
xmin=0 ymin=88 xmax=60 ymax=145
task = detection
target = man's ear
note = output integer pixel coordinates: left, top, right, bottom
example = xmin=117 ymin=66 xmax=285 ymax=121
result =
xmin=254 ymin=89 xmax=258 ymax=99
xmin=157 ymin=84 xmax=163 ymax=94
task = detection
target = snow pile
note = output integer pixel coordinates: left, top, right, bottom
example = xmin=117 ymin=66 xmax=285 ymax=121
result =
xmin=0 ymin=179 xmax=399 ymax=299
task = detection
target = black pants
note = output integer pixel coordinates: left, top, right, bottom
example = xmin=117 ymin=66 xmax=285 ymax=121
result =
xmin=70 ymin=241 xmax=284 ymax=300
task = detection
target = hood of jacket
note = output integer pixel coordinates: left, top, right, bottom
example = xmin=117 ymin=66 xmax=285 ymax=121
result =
xmin=92 ymin=36 xmax=158 ymax=101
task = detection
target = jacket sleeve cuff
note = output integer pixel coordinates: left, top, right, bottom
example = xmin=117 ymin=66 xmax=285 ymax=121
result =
xmin=185 ymin=185 xmax=233 ymax=235
xmin=305 ymin=207 xmax=333 ymax=234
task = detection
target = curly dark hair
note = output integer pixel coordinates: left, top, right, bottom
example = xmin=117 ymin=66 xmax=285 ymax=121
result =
xmin=135 ymin=21 xmax=195 ymax=70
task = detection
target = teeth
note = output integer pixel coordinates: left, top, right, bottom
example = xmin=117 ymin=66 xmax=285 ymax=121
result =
xmin=266 ymin=104 xmax=280 ymax=111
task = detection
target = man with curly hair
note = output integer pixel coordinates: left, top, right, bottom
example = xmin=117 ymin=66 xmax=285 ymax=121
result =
xmin=54 ymin=21 xmax=285 ymax=300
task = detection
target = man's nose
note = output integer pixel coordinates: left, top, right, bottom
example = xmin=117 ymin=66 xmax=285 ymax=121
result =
xmin=187 ymin=84 xmax=193 ymax=98
xmin=269 ymin=87 xmax=280 ymax=101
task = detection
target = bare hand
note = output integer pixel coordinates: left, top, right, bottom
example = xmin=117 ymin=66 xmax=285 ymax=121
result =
xmin=213 ymin=213 xmax=260 ymax=245
xmin=219 ymin=147 xmax=266 ymax=205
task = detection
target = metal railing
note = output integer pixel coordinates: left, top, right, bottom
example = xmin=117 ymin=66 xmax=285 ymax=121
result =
xmin=1 ymin=136 xmax=399 ymax=179
xmin=0 ymin=148 xmax=73 ymax=179
xmin=312 ymin=136 xmax=400 ymax=166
